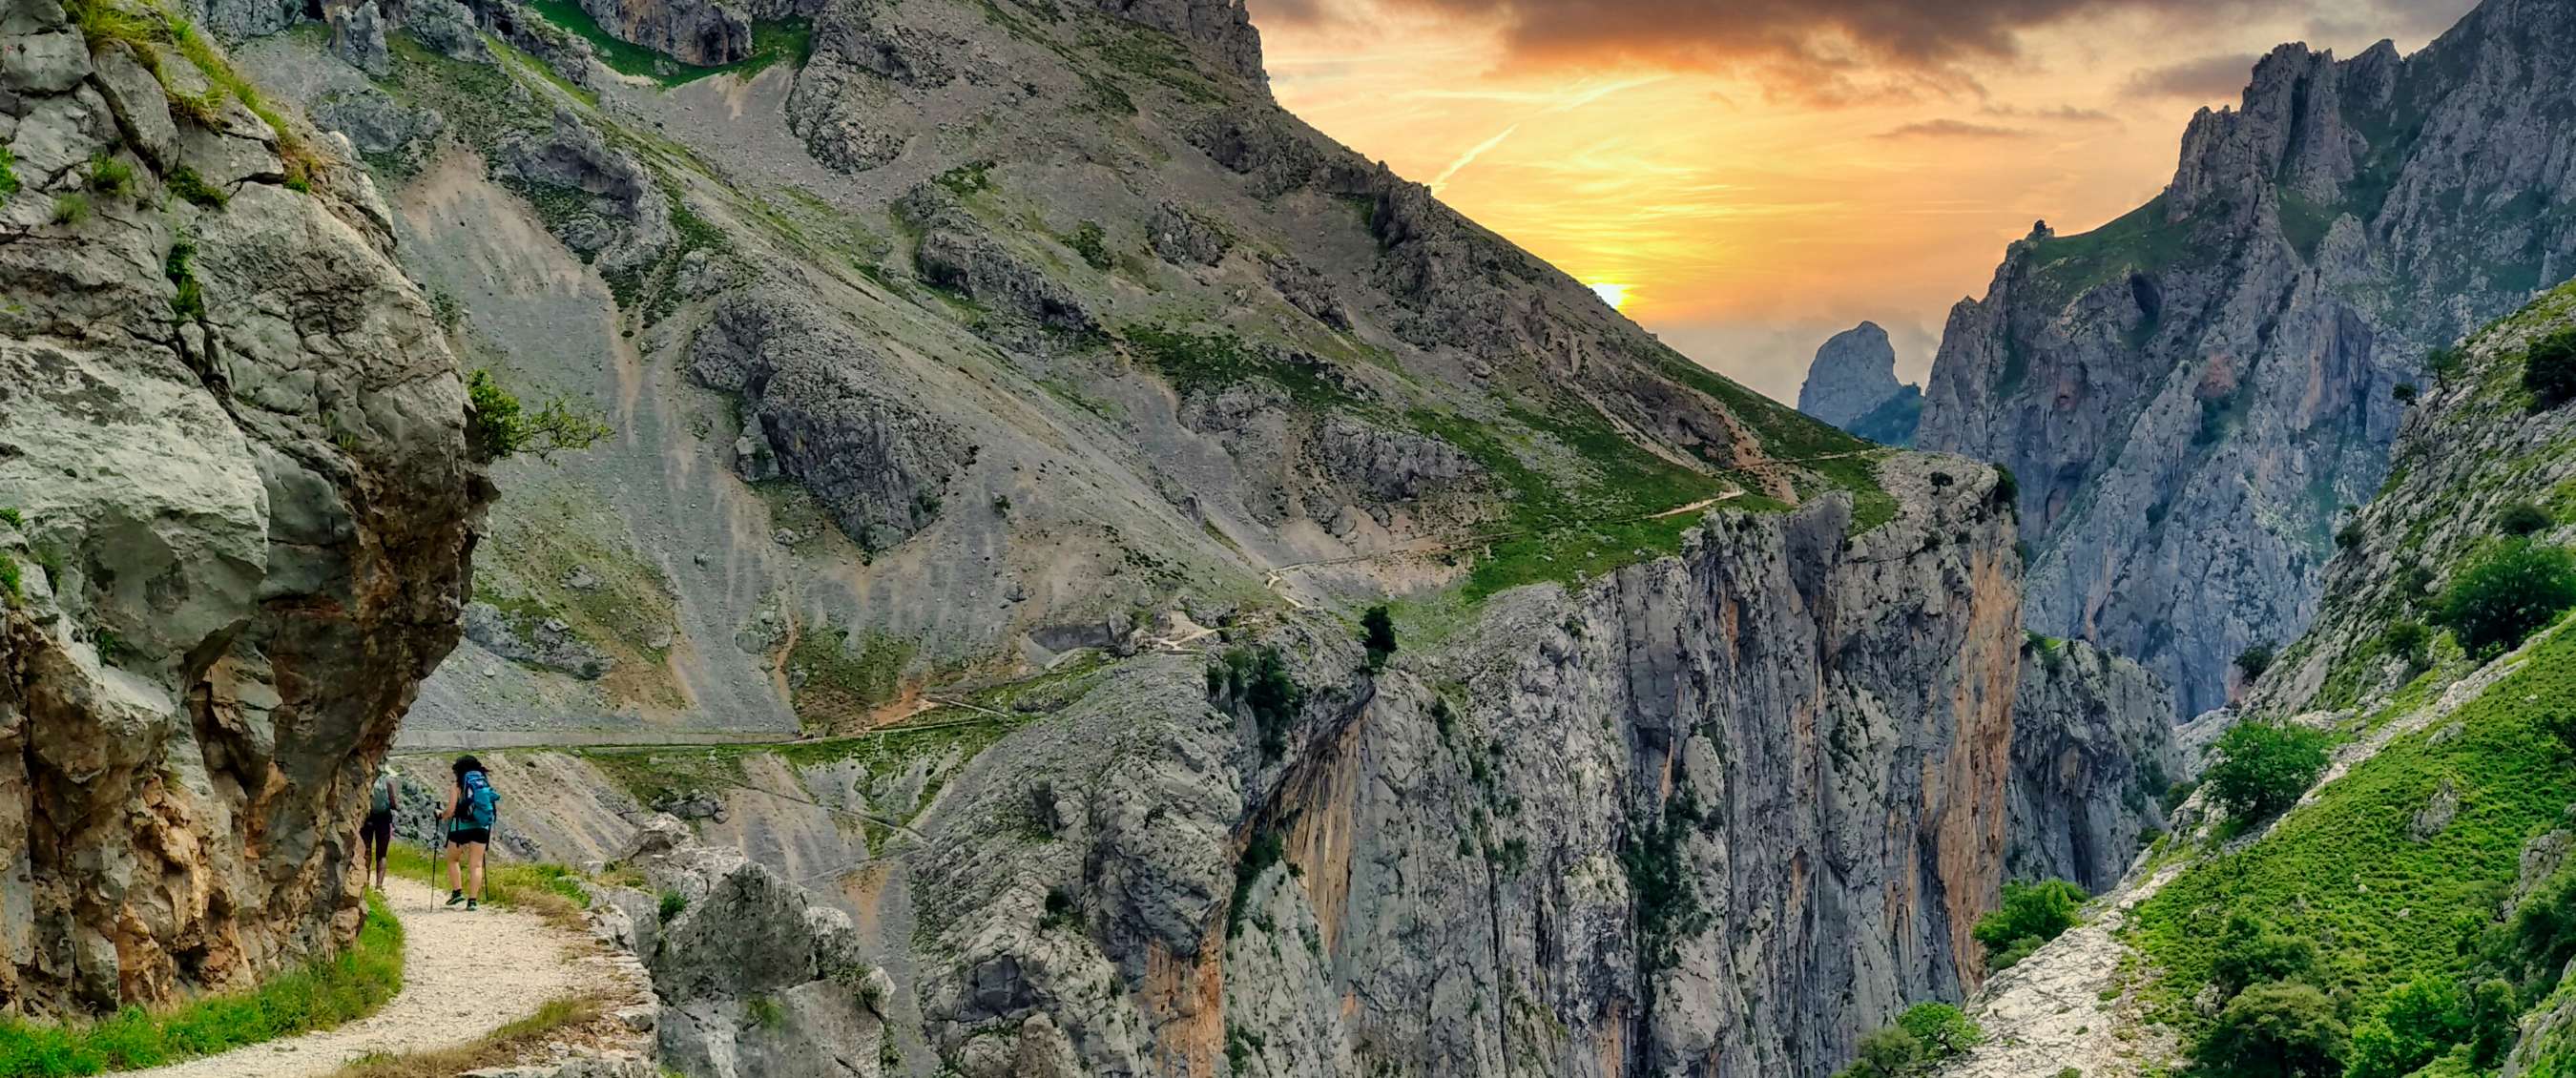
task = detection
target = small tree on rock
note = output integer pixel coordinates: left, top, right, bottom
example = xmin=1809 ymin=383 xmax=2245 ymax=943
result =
xmin=2210 ymin=913 xmax=2318 ymax=1000
xmin=2524 ymin=328 xmax=2576 ymax=407
xmin=1972 ymin=879 xmax=2086 ymax=969
xmin=1361 ymin=605 xmax=1398 ymax=671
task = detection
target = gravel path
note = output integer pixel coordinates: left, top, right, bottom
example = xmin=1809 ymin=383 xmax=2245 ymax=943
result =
xmin=128 ymin=876 xmax=598 ymax=1078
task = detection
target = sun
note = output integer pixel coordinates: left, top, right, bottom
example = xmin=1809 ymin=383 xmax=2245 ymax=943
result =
xmin=1588 ymin=281 xmax=1632 ymax=311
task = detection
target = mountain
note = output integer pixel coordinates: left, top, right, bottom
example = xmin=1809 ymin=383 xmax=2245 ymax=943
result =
xmin=1937 ymin=281 xmax=2576 ymax=1078
xmin=0 ymin=0 xmax=2176 ymax=1070
xmin=1797 ymin=321 xmax=1922 ymax=446
xmin=1916 ymin=0 xmax=2576 ymax=717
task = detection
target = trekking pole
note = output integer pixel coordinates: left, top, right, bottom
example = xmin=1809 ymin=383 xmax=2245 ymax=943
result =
xmin=429 ymin=829 xmax=442 ymax=897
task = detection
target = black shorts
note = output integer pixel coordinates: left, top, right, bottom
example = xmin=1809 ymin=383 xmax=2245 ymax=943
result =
xmin=362 ymin=812 xmax=393 ymax=852
xmin=447 ymin=827 xmax=490 ymax=846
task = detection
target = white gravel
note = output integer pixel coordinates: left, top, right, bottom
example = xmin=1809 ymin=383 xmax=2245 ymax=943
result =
xmin=126 ymin=876 xmax=598 ymax=1078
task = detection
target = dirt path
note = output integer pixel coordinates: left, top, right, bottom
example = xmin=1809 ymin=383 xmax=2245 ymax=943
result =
xmin=129 ymin=877 xmax=600 ymax=1078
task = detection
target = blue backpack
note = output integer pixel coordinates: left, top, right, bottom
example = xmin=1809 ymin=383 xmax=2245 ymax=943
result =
xmin=461 ymin=770 xmax=500 ymax=830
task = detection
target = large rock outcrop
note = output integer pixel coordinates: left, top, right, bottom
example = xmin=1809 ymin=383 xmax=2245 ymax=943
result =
xmin=0 ymin=0 xmax=485 ymax=1014
xmin=2007 ymin=638 xmax=2178 ymax=892
xmin=1798 ymin=321 xmax=1922 ymax=446
xmin=1917 ymin=0 xmax=2576 ymax=717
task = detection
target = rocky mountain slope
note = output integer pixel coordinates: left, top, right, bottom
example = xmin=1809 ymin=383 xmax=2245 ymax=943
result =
xmin=1 ymin=0 xmax=2177 ymax=1070
xmin=0 ymin=0 xmax=486 ymax=1013
xmin=1940 ymin=280 xmax=2576 ymax=1076
xmin=1797 ymin=321 xmax=1922 ymax=447
xmin=1917 ymin=0 xmax=2576 ymax=717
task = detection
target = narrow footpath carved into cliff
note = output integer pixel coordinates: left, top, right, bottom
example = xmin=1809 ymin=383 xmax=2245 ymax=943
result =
xmin=127 ymin=878 xmax=614 ymax=1078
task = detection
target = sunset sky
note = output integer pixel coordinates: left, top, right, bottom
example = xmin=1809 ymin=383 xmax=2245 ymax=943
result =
xmin=1252 ymin=0 xmax=2478 ymax=402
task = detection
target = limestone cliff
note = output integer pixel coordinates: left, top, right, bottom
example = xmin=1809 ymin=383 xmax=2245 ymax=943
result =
xmin=1798 ymin=321 xmax=1922 ymax=446
xmin=2007 ymin=637 xmax=2176 ymax=892
xmin=0 ymin=0 xmax=486 ymax=1014
xmin=1917 ymin=0 xmax=2576 ymax=716
xmin=852 ymin=455 xmax=2029 ymax=1076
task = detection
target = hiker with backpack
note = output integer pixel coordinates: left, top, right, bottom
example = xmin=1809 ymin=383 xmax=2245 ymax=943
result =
xmin=361 ymin=763 xmax=400 ymax=891
xmin=439 ymin=755 xmax=502 ymax=911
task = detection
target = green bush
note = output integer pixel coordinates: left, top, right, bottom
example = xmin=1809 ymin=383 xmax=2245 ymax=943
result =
xmin=2382 ymin=620 xmax=2430 ymax=669
xmin=1833 ymin=1026 xmax=1922 ymax=1078
xmin=2336 ymin=520 xmax=2365 ymax=549
xmin=1894 ymin=1002 xmax=1982 ymax=1057
xmin=2209 ymin=913 xmax=2317 ymax=999
xmin=1209 ymin=646 xmax=1304 ymax=757
xmin=2426 ymin=344 xmax=2465 ymax=382
xmin=2345 ymin=975 xmax=2514 ymax=1078
xmin=1361 ymin=605 xmax=1397 ymax=672
xmin=86 ymin=155 xmax=134 ymax=199
xmin=2392 ymin=382 xmax=2418 ymax=403
xmin=2498 ymin=501 xmax=2554 ymax=537
xmin=1068 ymin=220 xmax=1112 ymax=270
xmin=2235 ymin=643 xmax=2275 ymax=678
xmin=2205 ymin=721 xmax=2330 ymax=822
xmin=2434 ymin=538 xmax=2576 ymax=657
xmin=51 ymin=194 xmax=88 ymax=225
xmin=656 ymin=889 xmax=687 ymax=923
xmin=1972 ymin=879 xmax=2086 ymax=969
xmin=2192 ymin=980 xmax=2348 ymax=1078
xmin=0 ymin=146 xmax=16 ymax=198
xmin=2524 ymin=328 xmax=2576 ymax=407
xmin=465 ymin=369 xmax=611 ymax=462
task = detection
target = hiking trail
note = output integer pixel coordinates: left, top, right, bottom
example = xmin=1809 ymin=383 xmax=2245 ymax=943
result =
xmin=127 ymin=876 xmax=623 ymax=1078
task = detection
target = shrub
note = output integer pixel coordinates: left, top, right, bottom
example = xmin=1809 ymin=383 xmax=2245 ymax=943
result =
xmin=2524 ymin=328 xmax=2576 ymax=407
xmin=2234 ymin=643 xmax=2275 ymax=678
xmin=2345 ymin=976 xmax=2464 ymax=1078
xmin=743 ymin=995 xmax=783 ymax=1030
xmin=2209 ymin=913 xmax=2318 ymax=999
xmin=2392 ymin=382 xmax=2418 ymax=403
xmin=1972 ymin=879 xmax=2086 ymax=969
xmin=656 ymin=889 xmax=687 ymax=923
xmin=2382 ymin=619 xmax=2430 ymax=670
xmin=1894 ymin=1002 xmax=1982 ymax=1057
xmin=2336 ymin=520 xmax=2365 ymax=549
xmin=2508 ymin=863 xmax=2576 ymax=990
xmin=0 ymin=145 xmax=16 ymax=198
xmin=2192 ymin=980 xmax=2348 ymax=1078
xmin=166 ymin=166 xmax=225 ymax=209
xmin=1068 ymin=220 xmax=1112 ymax=270
xmin=2498 ymin=501 xmax=2554 ymax=537
xmin=2204 ymin=721 xmax=2330 ymax=822
xmin=1832 ymin=1026 xmax=1922 ymax=1078
xmin=1361 ymin=605 xmax=1397 ymax=671
xmin=1209 ymin=646 xmax=1303 ymax=757
xmin=2434 ymin=538 xmax=2576 ymax=657
xmin=0 ymin=556 xmax=18 ymax=607
xmin=52 ymin=194 xmax=89 ymax=224
xmin=465 ymin=369 xmax=611 ymax=462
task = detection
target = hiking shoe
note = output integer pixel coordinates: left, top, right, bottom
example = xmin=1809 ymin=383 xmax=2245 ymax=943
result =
xmin=446 ymin=890 xmax=466 ymax=907
xmin=466 ymin=899 xmax=479 ymax=911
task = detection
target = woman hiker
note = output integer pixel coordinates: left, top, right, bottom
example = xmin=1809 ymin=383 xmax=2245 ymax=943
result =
xmin=361 ymin=763 xmax=400 ymax=891
xmin=438 ymin=755 xmax=503 ymax=911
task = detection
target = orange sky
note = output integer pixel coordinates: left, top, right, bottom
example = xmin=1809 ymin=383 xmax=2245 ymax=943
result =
xmin=1254 ymin=0 xmax=2476 ymax=402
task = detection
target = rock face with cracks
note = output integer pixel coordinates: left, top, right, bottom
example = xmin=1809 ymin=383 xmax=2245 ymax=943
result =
xmin=1918 ymin=0 xmax=2576 ymax=717
xmin=0 ymin=0 xmax=486 ymax=1015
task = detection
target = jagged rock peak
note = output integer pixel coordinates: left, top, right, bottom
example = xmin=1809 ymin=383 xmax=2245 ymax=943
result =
xmin=1797 ymin=321 xmax=1901 ymax=427
xmin=1916 ymin=0 xmax=2576 ymax=717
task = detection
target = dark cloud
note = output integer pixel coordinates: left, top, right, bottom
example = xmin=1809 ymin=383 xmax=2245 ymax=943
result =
xmin=2118 ymin=52 xmax=2260 ymax=98
xmin=1875 ymin=118 xmax=2034 ymax=139
xmin=1354 ymin=0 xmax=2292 ymax=98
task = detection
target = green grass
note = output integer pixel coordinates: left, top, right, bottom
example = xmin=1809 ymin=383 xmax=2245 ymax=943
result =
xmin=383 ymin=843 xmax=590 ymax=930
xmin=2129 ymin=614 xmax=2576 ymax=1027
xmin=2024 ymin=196 xmax=2197 ymax=302
xmin=1127 ymin=324 xmax=1360 ymax=410
xmin=785 ymin=627 xmax=916 ymax=733
xmin=0 ymin=893 xmax=402 ymax=1076
xmin=518 ymin=0 xmax=808 ymax=87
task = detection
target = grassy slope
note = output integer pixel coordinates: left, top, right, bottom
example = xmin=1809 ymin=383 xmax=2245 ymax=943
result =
xmin=2130 ymin=626 xmax=2576 ymax=1019
xmin=2126 ymin=283 xmax=2576 ymax=1044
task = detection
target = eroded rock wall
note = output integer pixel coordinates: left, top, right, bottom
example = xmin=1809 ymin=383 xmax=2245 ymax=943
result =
xmin=2007 ymin=638 xmax=2178 ymax=892
xmin=887 ymin=454 xmax=2027 ymax=1077
xmin=0 ymin=0 xmax=484 ymax=1013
